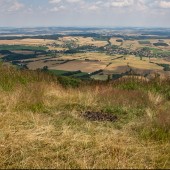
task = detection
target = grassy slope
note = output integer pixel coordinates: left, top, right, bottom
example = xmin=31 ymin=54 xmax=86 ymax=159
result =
xmin=0 ymin=64 xmax=170 ymax=169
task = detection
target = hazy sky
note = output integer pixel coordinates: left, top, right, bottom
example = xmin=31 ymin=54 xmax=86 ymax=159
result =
xmin=0 ymin=0 xmax=170 ymax=27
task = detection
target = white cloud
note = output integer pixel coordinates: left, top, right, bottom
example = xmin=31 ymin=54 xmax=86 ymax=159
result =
xmin=0 ymin=0 xmax=24 ymax=12
xmin=66 ymin=0 xmax=82 ymax=3
xmin=50 ymin=5 xmax=65 ymax=11
xmin=49 ymin=0 xmax=61 ymax=4
xmin=88 ymin=5 xmax=99 ymax=11
xmin=8 ymin=1 xmax=24 ymax=12
xmin=110 ymin=0 xmax=134 ymax=7
xmin=159 ymin=1 xmax=170 ymax=8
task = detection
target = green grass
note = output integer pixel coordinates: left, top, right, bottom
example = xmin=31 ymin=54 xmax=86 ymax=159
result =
xmin=0 ymin=64 xmax=57 ymax=91
xmin=91 ymin=74 xmax=108 ymax=81
xmin=49 ymin=70 xmax=89 ymax=78
xmin=71 ymin=72 xmax=89 ymax=78
xmin=0 ymin=45 xmax=47 ymax=51
xmin=48 ymin=69 xmax=71 ymax=76
xmin=113 ymin=77 xmax=170 ymax=99
xmin=144 ymin=47 xmax=170 ymax=55
xmin=138 ymin=41 xmax=150 ymax=44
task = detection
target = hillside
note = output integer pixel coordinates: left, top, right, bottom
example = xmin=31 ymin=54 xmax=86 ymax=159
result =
xmin=0 ymin=63 xmax=170 ymax=169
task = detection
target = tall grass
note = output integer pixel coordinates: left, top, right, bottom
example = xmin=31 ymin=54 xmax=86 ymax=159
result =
xmin=0 ymin=64 xmax=169 ymax=169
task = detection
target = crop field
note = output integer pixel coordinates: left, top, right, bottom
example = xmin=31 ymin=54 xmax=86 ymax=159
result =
xmin=27 ymin=60 xmax=59 ymax=70
xmin=0 ymin=39 xmax=55 ymax=46
xmin=0 ymin=45 xmax=47 ymax=51
xmin=0 ymin=34 xmax=169 ymax=80
xmin=59 ymin=52 xmax=115 ymax=61
xmin=59 ymin=36 xmax=108 ymax=47
xmin=105 ymin=55 xmax=163 ymax=74
xmin=11 ymin=50 xmax=167 ymax=77
xmin=110 ymin=38 xmax=123 ymax=46
xmin=21 ymin=55 xmax=50 ymax=62
xmin=49 ymin=60 xmax=107 ymax=73
xmin=122 ymin=40 xmax=147 ymax=50
xmin=109 ymin=39 xmax=170 ymax=51
xmin=150 ymin=57 xmax=170 ymax=65
xmin=47 ymin=46 xmax=68 ymax=51
xmin=10 ymin=50 xmax=35 ymax=54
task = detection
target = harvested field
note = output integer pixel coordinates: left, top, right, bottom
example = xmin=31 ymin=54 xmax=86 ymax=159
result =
xmin=105 ymin=65 xmax=130 ymax=74
xmin=59 ymin=53 xmax=113 ymax=62
xmin=122 ymin=40 xmax=144 ymax=50
xmin=0 ymin=54 xmax=5 ymax=58
xmin=27 ymin=60 xmax=58 ymax=70
xmin=150 ymin=58 xmax=170 ymax=65
xmin=106 ymin=56 xmax=163 ymax=72
xmin=0 ymin=39 xmax=55 ymax=46
xmin=21 ymin=56 xmax=51 ymax=62
xmin=47 ymin=47 xmax=68 ymax=51
xmin=11 ymin=50 xmax=35 ymax=54
xmin=49 ymin=60 xmax=107 ymax=73
xmin=110 ymin=38 xmax=123 ymax=46
xmin=59 ymin=36 xmax=108 ymax=47
xmin=125 ymin=56 xmax=162 ymax=70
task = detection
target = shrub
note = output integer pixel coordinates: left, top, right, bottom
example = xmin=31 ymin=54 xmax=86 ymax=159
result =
xmin=57 ymin=76 xmax=81 ymax=88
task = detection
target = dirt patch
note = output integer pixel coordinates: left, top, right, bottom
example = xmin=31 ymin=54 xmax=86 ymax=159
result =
xmin=82 ymin=111 xmax=118 ymax=122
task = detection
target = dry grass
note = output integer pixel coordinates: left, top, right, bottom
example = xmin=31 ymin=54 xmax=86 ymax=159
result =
xmin=0 ymin=65 xmax=169 ymax=169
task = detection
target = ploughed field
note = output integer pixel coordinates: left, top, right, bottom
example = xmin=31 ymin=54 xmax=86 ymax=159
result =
xmin=0 ymin=35 xmax=170 ymax=80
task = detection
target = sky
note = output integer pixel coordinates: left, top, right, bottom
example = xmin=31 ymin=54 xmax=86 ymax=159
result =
xmin=0 ymin=0 xmax=170 ymax=28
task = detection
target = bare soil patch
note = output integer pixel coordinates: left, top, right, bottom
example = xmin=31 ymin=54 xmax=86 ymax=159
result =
xmin=82 ymin=111 xmax=118 ymax=122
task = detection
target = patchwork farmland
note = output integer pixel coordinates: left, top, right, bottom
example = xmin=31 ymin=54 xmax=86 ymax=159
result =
xmin=0 ymin=29 xmax=170 ymax=80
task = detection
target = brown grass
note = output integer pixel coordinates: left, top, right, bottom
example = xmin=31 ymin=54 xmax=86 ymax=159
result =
xmin=0 ymin=65 xmax=169 ymax=169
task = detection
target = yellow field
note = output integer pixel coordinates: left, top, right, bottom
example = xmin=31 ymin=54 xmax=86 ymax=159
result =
xmin=11 ymin=50 xmax=35 ymax=54
xmin=21 ymin=55 xmax=50 ymax=62
xmin=108 ymin=38 xmax=170 ymax=51
xmin=0 ymin=39 xmax=55 ymax=46
xmin=59 ymin=36 xmax=108 ymax=47
xmin=122 ymin=40 xmax=142 ymax=50
xmin=24 ymin=52 xmax=165 ymax=73
xmin=150 ymin=57 xmax=170 ymax=65
xmin=58 ymin=52 xmax=115 ymax=62
xmin=27 ymin=60 xmax=57 ymax=70
xmin=110 ymin=38 xmax=123 ymax=46
xmin=49 ymin=60 xmax=107 ymax=73
xmin=47 ymin=47 xmax=68 ymax=51
xmin=106 ymin=55 xmax=163 ymax=72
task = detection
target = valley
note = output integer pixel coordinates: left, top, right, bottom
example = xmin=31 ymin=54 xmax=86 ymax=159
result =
xmin=0 ymin=27 xmax=170 ymax=81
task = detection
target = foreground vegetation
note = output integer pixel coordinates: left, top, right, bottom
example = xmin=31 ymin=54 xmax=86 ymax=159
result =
xmin=0 ymin=63 xmax=169 ymax=169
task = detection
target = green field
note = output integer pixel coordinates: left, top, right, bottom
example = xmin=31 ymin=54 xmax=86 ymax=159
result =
xmin=48 ymin=69 xmax=70 ymax=76
xmin=144 ymin=47 xmax=170 ymax=55
xmin=0 ymin=45 xmax=47 ymax=51
xmin=138 ymin=41 xmax=151 ymax=44
xmin=49 ymin=69 xmax=89 ymax=78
